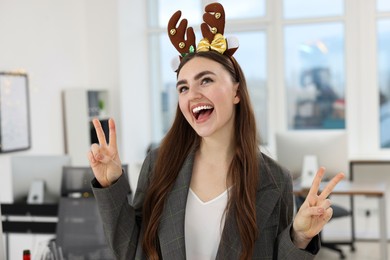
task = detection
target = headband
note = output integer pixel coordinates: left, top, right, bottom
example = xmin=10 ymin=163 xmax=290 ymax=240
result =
xmin=167 ymin=2 xmax=239 ymax=71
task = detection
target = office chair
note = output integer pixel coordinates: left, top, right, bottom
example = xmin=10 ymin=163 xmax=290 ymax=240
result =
xmin=295 ymin=196 xmax=351 ymax=259
xmin=56 ymin=165 xmax=131 ymax=259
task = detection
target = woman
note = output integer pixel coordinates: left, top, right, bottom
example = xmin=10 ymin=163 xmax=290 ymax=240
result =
xmin=88 ymin=3 xmax=344 ymax=260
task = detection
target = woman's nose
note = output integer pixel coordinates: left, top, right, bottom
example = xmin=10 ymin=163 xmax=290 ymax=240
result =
xmin=188 ymin=85 xmax=202 ymax=100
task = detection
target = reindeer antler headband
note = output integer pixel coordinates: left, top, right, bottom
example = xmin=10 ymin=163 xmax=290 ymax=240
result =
xmin=168 ymin=2 xmax=239 ymax=71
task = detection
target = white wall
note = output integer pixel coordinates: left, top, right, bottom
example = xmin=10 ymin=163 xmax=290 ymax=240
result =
xmin=118 ymin=0 xmax=151 ymax=192
xmin=0 ymin=0 xmax=152 ymax=204
xmin=0 ymin=0 xmax=122 ymax=203
xmin=0 ymin=1 xmax=122 ymax=257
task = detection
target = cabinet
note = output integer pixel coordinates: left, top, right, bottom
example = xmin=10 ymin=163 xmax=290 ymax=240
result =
xmin=63 ymin=89 xmax=110 ymax=166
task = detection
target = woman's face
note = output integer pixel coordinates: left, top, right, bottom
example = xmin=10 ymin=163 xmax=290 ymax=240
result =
xmin=177 ymin=57 xmax=240 ymax=139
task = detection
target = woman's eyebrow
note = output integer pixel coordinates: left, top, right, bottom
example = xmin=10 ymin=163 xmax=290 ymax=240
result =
xmin=176 ymin=70 xmax=215 ymax=88
xmin=194 ymin=70 xmax=215 ymax=81
xmin=176 ymin=79 xmax=187 ymax=88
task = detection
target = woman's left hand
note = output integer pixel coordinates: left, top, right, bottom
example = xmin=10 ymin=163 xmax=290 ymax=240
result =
xmin=291 ymin=167 xmax=345 ymax=249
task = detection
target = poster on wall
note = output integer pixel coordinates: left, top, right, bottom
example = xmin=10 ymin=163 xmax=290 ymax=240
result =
xmin=0 ymin=72 xmax=31 ymax=153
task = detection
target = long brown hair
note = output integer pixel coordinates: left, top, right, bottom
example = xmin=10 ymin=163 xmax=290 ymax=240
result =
xmin=142 ymin=51 xmax=260 ymax=260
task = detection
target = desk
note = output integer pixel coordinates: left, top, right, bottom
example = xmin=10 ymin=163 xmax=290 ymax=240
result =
xmin=1 ymin=203 xmax=58 ymax=233
xmin=294 ymin=181 xmax=388 ymax=260
xmin=1 ymin=204 xmax=58 ymax=260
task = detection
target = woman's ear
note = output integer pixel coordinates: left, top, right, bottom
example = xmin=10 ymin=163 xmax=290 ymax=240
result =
xmin=233 ymin=83 xmax=240 ymax=104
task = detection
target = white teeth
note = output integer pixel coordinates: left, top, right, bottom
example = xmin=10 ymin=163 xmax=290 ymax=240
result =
xmin=192 ymin=105 xmax=213 ymax=114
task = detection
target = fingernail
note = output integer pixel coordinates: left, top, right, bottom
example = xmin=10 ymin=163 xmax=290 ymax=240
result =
xmin=97 ymin=154 xmax=104 ymax=160
xmin=318 ymin=208 xmax=324 ymax=214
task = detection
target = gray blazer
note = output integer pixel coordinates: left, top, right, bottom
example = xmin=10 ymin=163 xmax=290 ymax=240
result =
xmin=92 ymin=149 xmax=319 ymax=259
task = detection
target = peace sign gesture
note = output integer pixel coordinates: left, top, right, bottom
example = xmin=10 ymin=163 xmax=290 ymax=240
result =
xmin=291 ymin=167 xmax=345 ymax=248
xmin=87 ymin=118 xmax=123 ymax=187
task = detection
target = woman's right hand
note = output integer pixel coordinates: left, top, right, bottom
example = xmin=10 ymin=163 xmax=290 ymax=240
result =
xmin=87 ymin=118 xmax=122 ymax=187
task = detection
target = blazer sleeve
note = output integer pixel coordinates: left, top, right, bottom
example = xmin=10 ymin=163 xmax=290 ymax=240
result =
xmin=275 ymin=168 xmax=320 ymax=259
xmin=92 ymin=151 xmax=155 ymax=260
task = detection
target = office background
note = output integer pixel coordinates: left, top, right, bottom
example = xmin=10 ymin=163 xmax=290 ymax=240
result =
xmin=0 ymin=0 xmax=390 ymax=258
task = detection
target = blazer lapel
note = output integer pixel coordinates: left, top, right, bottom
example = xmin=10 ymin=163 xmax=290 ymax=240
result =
xmin=158 ymin=150 xmax=195 ymax=259
xmin=216 ymin=189 xmax=279 ymax=259
xmin=216 ymin=156 xmax=280 ymax=259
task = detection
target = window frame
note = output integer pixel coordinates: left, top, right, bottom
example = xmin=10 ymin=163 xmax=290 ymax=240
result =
xmin=146 ymin=0 xmax=390 ymax=158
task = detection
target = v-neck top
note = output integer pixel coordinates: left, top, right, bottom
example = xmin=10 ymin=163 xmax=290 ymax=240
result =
xmin=185 ymin=188 xmax=228 ymax=260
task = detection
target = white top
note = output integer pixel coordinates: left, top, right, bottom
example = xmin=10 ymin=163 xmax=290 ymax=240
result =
xmin=185 ymin=188 xmax=228 ymax=260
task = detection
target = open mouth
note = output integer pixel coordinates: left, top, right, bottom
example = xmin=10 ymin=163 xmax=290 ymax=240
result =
xmin=192 ymin=105 xmax=214 ymax=120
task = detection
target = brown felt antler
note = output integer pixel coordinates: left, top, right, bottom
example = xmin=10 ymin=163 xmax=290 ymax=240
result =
xmin=200 ymin=3 xmax=225 ymax=42
xmin=167 ymin=3 xmax=239 ymax=71
xmin=167 ymin=10 xmax=196 ymax=55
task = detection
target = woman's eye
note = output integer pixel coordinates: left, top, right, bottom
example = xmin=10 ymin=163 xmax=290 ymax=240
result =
xmin=178 ymin=86 xmax=188 ymax=93
xmin=201 ymin=77 xmax=213 ymax=85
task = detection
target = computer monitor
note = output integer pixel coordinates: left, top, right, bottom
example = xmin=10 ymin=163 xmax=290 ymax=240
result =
xmin=90 ymin=119 xmax=109 ymax=145
xmin=0 ymin=204 xmax=5 ymax=260
xmin=275 ymin=130 xmax=348 ymax=180
xmin=61 ymin=164 xmax=130 ymax=198
xmin=11 ymin=155 xmax=71 ymax=203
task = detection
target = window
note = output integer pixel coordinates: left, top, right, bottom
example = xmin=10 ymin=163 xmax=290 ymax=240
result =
xmin=145 ymin=0 xmax=390 ymax=155
xmin=377 ymin=0 xmax=390 ymax=12
xmin=284 ymin=0 xmax=344 ymax=19
xmin=378 ymin=19 xmax=390 ymax=148
xmin=284 ymin=23 xmax=345 ymax=129
xmin=221 ymin=0 xmax=265 ymax=19
xmin=234 ymin=32 xmax=268 ymax=142
xmin=283 ymin=0 xmax=345 ymax=130
xmin=153 ymin=0 xmax=202 ymax=27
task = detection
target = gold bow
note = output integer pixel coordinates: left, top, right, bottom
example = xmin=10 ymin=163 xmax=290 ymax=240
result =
xmin=196 ymin=33 xmax=227 ymax=54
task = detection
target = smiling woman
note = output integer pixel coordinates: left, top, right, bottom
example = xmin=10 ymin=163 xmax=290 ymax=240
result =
xmin=176 ymin=54 xmax=240 ymax=138
xmin=88 ymin=3 xmax=345 ymax=260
